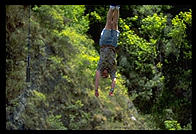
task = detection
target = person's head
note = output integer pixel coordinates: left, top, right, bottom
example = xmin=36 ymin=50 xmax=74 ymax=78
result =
xmin=101 ymin=69 xmax=109 ymax=78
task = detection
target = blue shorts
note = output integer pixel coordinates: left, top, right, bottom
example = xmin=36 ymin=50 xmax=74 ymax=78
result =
xmin=99 ymin=28 xmax=120 ymax=47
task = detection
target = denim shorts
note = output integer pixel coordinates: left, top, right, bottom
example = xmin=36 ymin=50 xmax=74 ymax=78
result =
xmin=99 ymin=28 xmax=120 ymax=47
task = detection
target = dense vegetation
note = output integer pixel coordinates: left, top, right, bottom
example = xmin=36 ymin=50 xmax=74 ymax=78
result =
xmin=6 ymin=5 xmax=192 ymax=130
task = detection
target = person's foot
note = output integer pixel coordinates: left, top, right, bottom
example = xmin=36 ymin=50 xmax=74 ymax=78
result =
xmin=115 ymin=5 xmax=120 ymax=10
xmin=110 ymin=5 xmax=116 ymax=10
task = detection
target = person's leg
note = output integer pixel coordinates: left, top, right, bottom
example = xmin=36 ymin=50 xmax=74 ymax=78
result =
xmin=112 ymin=9 xmax=119 ymax=30
xmin=105 ymin=7 xmax=114 ymax=30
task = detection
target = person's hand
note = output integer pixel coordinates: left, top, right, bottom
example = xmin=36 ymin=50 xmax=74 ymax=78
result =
xmin=95 ymin=90 xmax=99 ymax=97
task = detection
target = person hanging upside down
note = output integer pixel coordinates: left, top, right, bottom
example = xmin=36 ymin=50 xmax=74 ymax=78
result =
xmin=95 ymin=5 xmax=120 ymax=97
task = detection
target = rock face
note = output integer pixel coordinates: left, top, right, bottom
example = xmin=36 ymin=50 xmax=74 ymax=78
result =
xmin=6 ymin=5 xmax=58 ymax=129
xmin=6 ymin=37 xmax=46 ymax=129
xmin=6 ymin=27 xmax=65 ymax=129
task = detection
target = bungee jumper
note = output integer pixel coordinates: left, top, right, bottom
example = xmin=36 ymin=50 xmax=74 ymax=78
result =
xmin=95 ymin=5 xmax=120 ymax=97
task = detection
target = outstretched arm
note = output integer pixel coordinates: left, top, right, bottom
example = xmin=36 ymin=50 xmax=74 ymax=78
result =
xmin=95 ymin=70 xmax=101 ymax=97
xmin=111 ymin=78 xmax=116 ymax=89
xmin=109 ymin=77 xmax=116 ymax=96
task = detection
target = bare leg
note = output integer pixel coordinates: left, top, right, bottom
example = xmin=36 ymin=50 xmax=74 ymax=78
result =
xmin=112 ymin=9 xmax=119 ymax=30
xmin=105 ymin=8 xmax=114 ymax=30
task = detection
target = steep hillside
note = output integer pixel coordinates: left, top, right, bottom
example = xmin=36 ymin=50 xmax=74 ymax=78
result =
xmin=6 ymin=5 xmax=155 ymax=130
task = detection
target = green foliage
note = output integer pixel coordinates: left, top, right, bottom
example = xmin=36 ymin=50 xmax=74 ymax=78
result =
xmin=6 ymin=5 xmax=28 ymax=100
xmin=33 ymin=5 xmax=65 ymax=31
xmin=46 ymin=115 xmax=67 ymax=130
xmin=6 ymin=5 xmax=192 ymax=130
xmin=116 ymin=5 xmax=191 ymax=129
xmin=164 ymin=120 xmax=182 ymax=130
xmin=141 ymin=13 xmax=167 ymax=38
xmin=167 ymin=9 xmax=192 ymax=59
xmin=90 ymin=11 xmax=102 ymax=22
xmin=182 ymin=122 xmax=192 ymax=130
xmin=87 ymin=5 xmax=107 ymax=24
xmin=132 ymin=5 xmax=172 ymax=19
xmin=33 ymin=5 xmax=89 ymax=34
xmin=118 ymin=15 xmax=165 ymax=114
xmin=33 ymin=90 xmax=46 ymax=102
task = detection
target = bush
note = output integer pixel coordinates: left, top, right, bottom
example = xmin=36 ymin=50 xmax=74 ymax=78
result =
xmin=164 ymin=120 xmax=182 ymax=130
xmin=46 ymin=115 xmax=67 ymax=130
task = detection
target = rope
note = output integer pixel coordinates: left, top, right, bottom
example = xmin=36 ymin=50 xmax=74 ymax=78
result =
xmin=26 ymin=5 xmax=31 ymax=82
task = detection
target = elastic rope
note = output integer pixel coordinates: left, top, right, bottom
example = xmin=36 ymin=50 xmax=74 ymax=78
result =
xmin=26 ymin=5 xmax=31 ymax=82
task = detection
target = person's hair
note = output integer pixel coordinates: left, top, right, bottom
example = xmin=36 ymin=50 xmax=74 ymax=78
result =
xmin=101 ymin=69 xmax=109 ymax=78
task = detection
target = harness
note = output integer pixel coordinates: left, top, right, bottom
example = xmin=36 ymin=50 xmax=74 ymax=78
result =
xmin=101 ymin=45 xmax=116 ymax=53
